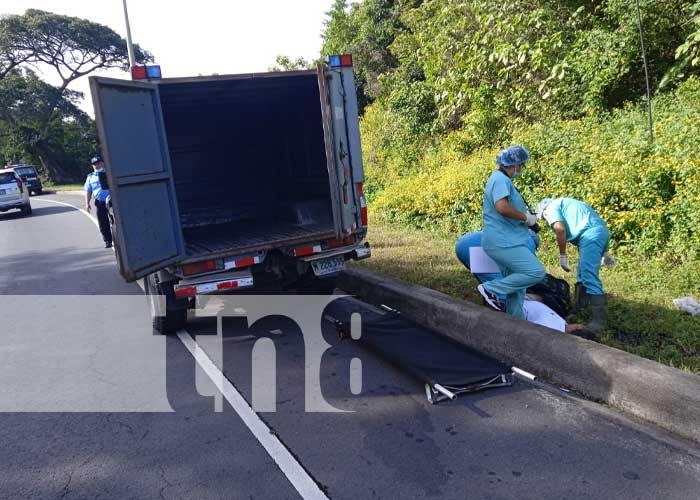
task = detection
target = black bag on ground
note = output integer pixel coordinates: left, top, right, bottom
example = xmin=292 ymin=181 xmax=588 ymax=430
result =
xmin=527 ymin=273 xmax=571 ymax=318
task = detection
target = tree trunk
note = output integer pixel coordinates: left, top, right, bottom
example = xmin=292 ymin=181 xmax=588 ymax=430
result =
xmin=29 ymin=140 xmax=69 ymax=184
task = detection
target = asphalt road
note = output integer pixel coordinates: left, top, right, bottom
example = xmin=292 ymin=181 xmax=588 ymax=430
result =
xmin=1 ymin=193 xmax=699 ymax=500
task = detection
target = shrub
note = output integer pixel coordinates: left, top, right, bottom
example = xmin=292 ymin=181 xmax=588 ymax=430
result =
xmin=368 ymin=78 xmax=700 ymax=260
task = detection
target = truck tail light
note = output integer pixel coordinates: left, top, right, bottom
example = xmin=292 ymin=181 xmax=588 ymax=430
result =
xmin=324 ymin=235 xmax=356 ymax=249
xmin=357 ymin=183 xmax=368 ymax=227
xmin=182 ymin=259 xmax=220 ymax=276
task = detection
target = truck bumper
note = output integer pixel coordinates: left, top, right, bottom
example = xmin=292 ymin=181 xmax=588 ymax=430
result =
xmin=298 ymin=242 xmax=371 ymax=263
xmin=174 ymin=269 xmax=255 ymax=298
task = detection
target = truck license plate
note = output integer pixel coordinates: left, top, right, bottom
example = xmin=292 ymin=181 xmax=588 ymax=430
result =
xmin=311 ymin=255 xmax=345 ymax=277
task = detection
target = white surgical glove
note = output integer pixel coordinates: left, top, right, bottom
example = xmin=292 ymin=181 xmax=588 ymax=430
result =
xmin=524 ymin=212 xmax=537 ymax=226
xmin=560 ymin=255 xmax=571 ymax=272
xmin=602 ymin=252 xmax=616 ymax=268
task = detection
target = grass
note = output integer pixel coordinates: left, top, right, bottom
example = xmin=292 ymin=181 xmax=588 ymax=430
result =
xmin=352 ymin=213 xmax=700 ymax=374
xmin=44 ymin=183 xmax=84 ymax=192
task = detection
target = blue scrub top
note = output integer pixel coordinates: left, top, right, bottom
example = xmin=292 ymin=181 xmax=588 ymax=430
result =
xmin=481 ymin=170 xmax=529 ymax=250
xmin=543 ymin=197 xmax=607 ymax=242
xmin=84 ymin=169 xmax=110 ymax=202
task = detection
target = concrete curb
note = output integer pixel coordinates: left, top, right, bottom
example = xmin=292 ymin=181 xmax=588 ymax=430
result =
xmin=338 ymin=266 xmax=700 ymax=444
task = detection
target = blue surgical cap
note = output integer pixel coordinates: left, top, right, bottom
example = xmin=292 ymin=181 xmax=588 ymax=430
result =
xmin=496 ymin=145 xmax=530 ymax=167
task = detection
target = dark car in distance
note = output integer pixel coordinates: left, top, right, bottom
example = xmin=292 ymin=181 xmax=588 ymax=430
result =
xmin=10 ymin=164 xmax=43 ymax=195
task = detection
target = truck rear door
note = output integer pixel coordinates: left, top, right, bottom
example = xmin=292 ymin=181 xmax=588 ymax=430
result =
xmin=90 ymin=77 xmax=185 ymax=282
xmin=318 ymin=62 xmax=366 ymax=237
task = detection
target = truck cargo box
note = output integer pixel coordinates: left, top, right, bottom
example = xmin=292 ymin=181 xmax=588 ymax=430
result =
xmin=91 ymin=65 xmax=366 ymax=282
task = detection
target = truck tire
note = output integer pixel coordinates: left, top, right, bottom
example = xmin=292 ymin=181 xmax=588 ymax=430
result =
xmin=145 ymin=273 xmax=188 ymax=335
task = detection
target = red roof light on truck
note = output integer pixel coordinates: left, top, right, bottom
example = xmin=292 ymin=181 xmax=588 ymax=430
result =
xmin=131 ymin=66 xmax=147 ymax=79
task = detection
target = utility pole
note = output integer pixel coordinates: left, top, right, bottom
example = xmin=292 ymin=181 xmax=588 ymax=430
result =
xmin=635 ymin=0 xmax=654 ymax=144
xmin=122 ymin=0 xmax=136 ymax=68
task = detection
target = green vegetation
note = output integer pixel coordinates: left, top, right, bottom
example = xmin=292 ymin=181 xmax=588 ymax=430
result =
xmin=371 ymin=79 xmax=700 ymax=260
xmin=44 ymin=183 xmax=85 ymax=192
xmin=320 ymin=0 xmax=700 ymax=369
xmin=0 ymin=9 xmax=150 ymax=183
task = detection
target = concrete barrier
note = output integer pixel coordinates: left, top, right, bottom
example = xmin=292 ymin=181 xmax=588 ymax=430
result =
xmin=339 ymin=266 xmax=700 ymax=444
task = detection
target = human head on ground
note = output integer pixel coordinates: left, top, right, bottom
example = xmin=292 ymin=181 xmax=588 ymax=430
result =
xmin=496 ymin=145 xmax=530 ymax=178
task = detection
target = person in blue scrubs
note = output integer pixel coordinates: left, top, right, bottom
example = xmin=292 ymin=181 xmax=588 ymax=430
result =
xmin=535 ymin=197 xmax=611 ymax=333
xmin=455 ymin=230 xmax=540 ymax=284
xmin=477 ymin=145 xmax=545 ymax=319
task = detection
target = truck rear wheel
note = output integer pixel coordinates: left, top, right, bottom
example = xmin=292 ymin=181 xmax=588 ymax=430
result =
xmin=145 ymin=274 xmax=188 ymax=335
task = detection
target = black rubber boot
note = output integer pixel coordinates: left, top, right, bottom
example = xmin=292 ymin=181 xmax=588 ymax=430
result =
xmin=574 ymin=282 xmax=589 ymax=314
xmin=587 ymin=294 xmax=608 ymax=334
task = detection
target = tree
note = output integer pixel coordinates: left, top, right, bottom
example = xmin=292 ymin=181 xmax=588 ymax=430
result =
xmin=321 ymin=0 xmax=405 ymax=111
xmin=0 ymin=70 xmax=94 ymax=180
xmin=0 ymin=9 xmax=151 ymax=89
xmin=268 ymin=55 xmax=315 ymax=72
xmin=0 ymin=9 xmax=152 ymax=182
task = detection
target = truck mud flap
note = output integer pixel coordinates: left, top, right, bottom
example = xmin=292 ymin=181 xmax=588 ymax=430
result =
xmin=325 ymin=298 xmax=512 ymax=404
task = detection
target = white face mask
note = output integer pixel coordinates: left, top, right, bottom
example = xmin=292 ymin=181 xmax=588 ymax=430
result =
xmin=512 ymin=165 xmax=523 ymax=178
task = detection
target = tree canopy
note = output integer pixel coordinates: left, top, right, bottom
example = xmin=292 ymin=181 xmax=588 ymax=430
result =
xmin=320 ymin=0 xmax=699 ymax=147
xmin=0 ymin=9 xmax=152 ymax=182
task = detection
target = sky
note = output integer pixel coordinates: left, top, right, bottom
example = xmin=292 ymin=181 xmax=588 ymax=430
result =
xmin=3 ymin=0 xmax=337 ymax=112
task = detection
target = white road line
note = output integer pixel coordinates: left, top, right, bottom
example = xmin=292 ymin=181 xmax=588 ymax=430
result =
xmin=40 ymin=195 xmax=323 ymax=496
xmin=34 ymin=197 xmax=118 ymax=254
xmin=33 ymin=197 xmax=100 ymax=230
xmin=177 ymin=330 xmax=329 ymax=500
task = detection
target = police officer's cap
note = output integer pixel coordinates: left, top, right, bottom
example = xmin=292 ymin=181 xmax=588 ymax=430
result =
xmin=90 ymin=154 xmax=103 ymax=165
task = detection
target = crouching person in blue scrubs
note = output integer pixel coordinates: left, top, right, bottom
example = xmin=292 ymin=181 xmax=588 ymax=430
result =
xmin=455 ymin=230 xmax=540 ymax=285
xmin=477 ymin=145 xmax=545 ymax=319
xmin=535 ymin=197 xmax=612 ymax=334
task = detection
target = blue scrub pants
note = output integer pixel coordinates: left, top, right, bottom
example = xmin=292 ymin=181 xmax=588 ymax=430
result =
xmin=482 ymin=245 xmax=545 ymax=320
xmin=575 ymin=225 xmax=610 ymax=296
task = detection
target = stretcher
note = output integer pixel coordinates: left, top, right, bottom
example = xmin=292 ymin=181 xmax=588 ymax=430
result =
xmin=325 ymin=299 xmax=513 ymax=404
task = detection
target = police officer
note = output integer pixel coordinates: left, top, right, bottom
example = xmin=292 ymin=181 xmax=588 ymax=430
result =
xmin=84 ymin=155 xmax=113 ymax=248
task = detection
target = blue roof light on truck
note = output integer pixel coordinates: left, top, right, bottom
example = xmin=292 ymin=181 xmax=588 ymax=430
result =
xmin=328 ymin=54 xmax=353 ymax=68
xmin=146 ymin=65 xmax=162 ymax=78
